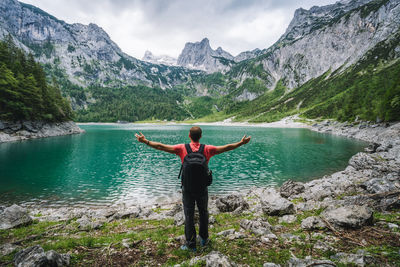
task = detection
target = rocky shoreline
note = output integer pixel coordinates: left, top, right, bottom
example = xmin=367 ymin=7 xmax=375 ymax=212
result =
xmin=0 ymin=121 xmax=84 ymax=143
xmin=0 ymin=121 xmax=399 ymax=266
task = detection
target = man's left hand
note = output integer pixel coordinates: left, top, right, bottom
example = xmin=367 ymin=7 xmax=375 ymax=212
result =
xmin=135 ymin=132 xmax=147 ymax=143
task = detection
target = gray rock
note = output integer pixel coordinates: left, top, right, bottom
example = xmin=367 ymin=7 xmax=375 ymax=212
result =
xmin=240 ymin=219 xmax=272 ymax=236
xmin=279 ymin=215 xmax=297 ymax=224
xmin=76 ymin=215 xmax=103 ymax=230
xmin=174 ymin=211 xmax=185 ymax=226
xmin=0 ymin=121 xmax=5 ymax=130
xmin=322 ymin=205 xmax=373 ymax=228
xmin=111 ymin=207 xmax=141 ymax=220
xmin=217 ymin=229 xmax=235 ymax=237
xmin=209 ymin=215 xmax=216 ymax=224
xmin=14 ymin=246 xmax=48 ymax=267
xmin=22 ymin=121 xmax=38 ymax=133
xmin=364 ymin=143 xmax=380 ymax=153
xmin=227 ymin=231 xmax=246 ymax=240
xmin=280 ymin=180 xmax=305 ymax=198
xmin=313 ymin=240 xmax=334 ymax=252
xmin=388 ymin=222 xmax=399 ymax=230
xmin=280 ymin=233 xmax=301 ymax=243
xmin=0 ymin=243 xmax=17 ymax=256
xmin=263 ymin=263 xmax=281 ymax=267
xmin=287 ymin=257 xmax=336 ymax=267
xmin=261 ymin=188 xmax=294 ymax=216
xmin=0 ymin=204 xmax=32 ymax=230
xmin=215 ymin=195 xmax=249 ymax=213
xmin=9 ymin=121 xmax=22 ymax=131
xmin=348 ymin=153 xmax=377 ymax=171
xmin=45 ymin=250 xmax=70 ymax=266
xmin=14 ymin=245 xmax=70 ymax=267
xmin=361 ymin=178 xmax=398 ymax=194
xmin=166 ymin=204 xmax=182 ymax=216
xmin=331 ymin=251 xmax=375 ymax=266
xmin=189 ymin=251 xmax=237 ymax=267
xmin=301 ymin=216 xmax=326 ymax=230
xmin=261 ymin=233 xmax=278 ymax=244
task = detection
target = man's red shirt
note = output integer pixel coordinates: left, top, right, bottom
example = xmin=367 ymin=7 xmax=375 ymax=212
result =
xmin=173 ymin=142 xmax=217 ymax=163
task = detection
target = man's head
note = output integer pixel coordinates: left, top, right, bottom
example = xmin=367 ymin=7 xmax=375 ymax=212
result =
xmin=189 ymin=126 xmax=202 ymax=142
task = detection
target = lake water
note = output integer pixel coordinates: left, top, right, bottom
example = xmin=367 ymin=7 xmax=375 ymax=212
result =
xmin=0 ymin=124 xmax=367 ymax=207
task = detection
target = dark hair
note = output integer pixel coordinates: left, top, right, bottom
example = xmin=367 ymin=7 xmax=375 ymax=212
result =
xmin=189 ymin=126 xmax=202 ymax=142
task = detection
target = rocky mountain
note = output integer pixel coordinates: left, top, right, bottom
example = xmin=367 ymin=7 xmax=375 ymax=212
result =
xmin=213 ymin=0 xmax=400 ymax=102
xmin=142 ymin=50 xmax=177 ymax=66
xmin=234 ymin=48 xmax=263 ymax=62
xmin=0 ymin=0 xmax=200 ymax=93
xmin=0 ymin=0 xmax=399 ymax=123
xmin=177 ymin=38 xmax=235 ymax=73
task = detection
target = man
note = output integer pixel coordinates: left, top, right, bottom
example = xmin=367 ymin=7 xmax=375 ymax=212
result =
xmin=135 ymin=126 xmax=251 ymax=251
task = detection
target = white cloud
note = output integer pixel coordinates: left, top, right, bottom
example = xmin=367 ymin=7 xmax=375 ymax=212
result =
xmin=20 ymin=0 xmax=337 ymax=58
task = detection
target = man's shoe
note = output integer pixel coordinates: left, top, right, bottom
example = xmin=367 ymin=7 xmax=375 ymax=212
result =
xmin=180 ymin=245 xmax=196 ymax=252
xmin=200 ymin=237 xmax=209 ymax=247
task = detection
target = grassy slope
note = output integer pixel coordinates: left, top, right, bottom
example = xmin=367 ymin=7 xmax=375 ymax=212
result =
xmin=1 ymin=208 xmax=399 ymax=266
xmin=206 ymin=30 xmax=400 ymax=123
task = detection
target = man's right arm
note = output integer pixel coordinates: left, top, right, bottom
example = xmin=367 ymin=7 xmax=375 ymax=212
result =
xmin=135 ymin=132 xmax=176 ymax=154
xmin=214 ymin=135 xmax=251 ymax=155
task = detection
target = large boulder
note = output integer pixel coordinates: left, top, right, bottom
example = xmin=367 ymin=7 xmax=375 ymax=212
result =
xmin=0 ymin=204 xmax=32 ymax=230
xmin=260 ymin=188 xmax=294 ymax=216
xmin=322 ymin=205 xmax=373 ymax=228
xmin=280 ymin=180 xmax=305 ymax=198
xmin=14 ymin=245 xmax=70 ymax=267
xmin=215 ymin=195 xmax=249 ymax=213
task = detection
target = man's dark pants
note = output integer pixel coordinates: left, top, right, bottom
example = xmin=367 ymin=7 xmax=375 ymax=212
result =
xmin=182 ymin=189 xmax=209 ymax=249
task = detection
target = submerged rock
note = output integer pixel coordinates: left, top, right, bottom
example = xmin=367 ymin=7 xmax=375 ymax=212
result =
xmin=322 ymin=205 xmax=373 ymax=228
xmin=0 ymin=204 xmax=32 ymax=230
xmin=215 ymin=195 xmax=249 ymax=212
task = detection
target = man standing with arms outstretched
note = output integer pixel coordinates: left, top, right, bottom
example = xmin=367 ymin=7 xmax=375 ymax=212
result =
xmin=135 ymin=126 xmax=251 ymax=251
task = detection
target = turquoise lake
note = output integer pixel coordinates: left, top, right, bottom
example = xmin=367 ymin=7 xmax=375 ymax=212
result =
xmin=0 ymin=124 xmax=367 ymax=207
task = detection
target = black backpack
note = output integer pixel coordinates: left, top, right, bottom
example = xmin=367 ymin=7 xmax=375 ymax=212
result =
xmin=178 ymin=144 xmax=212 ymax=193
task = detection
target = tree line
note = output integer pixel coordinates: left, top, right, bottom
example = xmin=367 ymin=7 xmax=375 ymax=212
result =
xmin=0 ymin=35 xmax=73 ymax=122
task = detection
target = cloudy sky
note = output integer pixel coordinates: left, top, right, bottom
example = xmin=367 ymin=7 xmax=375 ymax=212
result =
xmin=22 ymin=0 xmax=338 ymax=59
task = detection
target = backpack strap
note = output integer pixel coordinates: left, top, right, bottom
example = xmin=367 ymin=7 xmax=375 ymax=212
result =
xmin=185 ymin=143 xmax=192 ymax=154
xmin=198 ymin=144 xmax=205 ymax=154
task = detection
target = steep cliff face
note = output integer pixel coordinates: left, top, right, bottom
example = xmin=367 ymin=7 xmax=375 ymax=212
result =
xmin=177 ymin=38 xmax=234 ymax=73
xmin=0 ymin=0 xmax=199 ymax=91
xmin=230 ymin=0 xmax=400 ymax=93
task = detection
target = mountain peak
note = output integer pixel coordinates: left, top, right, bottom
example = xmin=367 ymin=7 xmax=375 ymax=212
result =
xmin=177 ymin=38 xmax=233 ymax=73
xmin=142 ymin=50 xmax=177 ymax=66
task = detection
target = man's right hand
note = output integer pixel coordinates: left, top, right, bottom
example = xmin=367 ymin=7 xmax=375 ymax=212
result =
xmin=241 ymin=134 xmax=251 ymax=145
xmin=135 ymin=132 xmax=147 ymax=143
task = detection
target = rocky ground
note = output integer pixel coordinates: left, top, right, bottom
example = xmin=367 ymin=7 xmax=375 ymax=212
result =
xmin=0 ymin=121 xmax=84 ymax=143
xmin=0 ymin=121 xmax=399 ymax=266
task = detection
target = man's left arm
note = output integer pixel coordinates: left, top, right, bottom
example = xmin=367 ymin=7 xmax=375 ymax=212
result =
xmin=135 ymin=132 xmax=176 ymax=154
